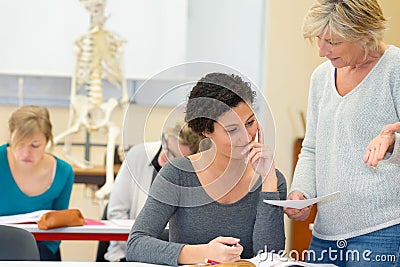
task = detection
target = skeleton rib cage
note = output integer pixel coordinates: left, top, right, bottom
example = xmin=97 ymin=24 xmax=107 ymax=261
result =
xmin=74 ymin=26 xmax=127 ymax=107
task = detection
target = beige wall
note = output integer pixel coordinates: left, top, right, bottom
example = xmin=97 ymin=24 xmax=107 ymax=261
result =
xmin=264 ymin=0 xmax=400 ymax=251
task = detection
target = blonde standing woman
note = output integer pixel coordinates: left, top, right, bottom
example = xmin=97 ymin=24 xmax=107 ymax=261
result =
xmin=285 ymin=1 xmax=400 ymax=266
xmin=0 ymin=105 xmax=74 ymax=261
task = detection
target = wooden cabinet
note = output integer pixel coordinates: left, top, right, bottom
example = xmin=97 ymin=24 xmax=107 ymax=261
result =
xmin=290 ymin=138 xmax=317 ymax=256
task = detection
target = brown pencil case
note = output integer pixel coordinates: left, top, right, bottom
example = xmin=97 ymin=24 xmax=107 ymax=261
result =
xmin=37 ymin=209 xmax=85 ymax=230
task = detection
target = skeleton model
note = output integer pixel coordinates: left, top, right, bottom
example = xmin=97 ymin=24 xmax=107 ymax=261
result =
xmin=54 ymin=0 xmax=128 ymax=201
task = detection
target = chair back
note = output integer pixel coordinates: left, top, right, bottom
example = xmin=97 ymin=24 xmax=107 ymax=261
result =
xmin=0 ymin=224 xmax=40 ymax=261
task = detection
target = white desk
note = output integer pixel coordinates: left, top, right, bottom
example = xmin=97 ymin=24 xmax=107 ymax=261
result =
xmin=1 ymin=220 xmax=133 ymax=241
xmin=0 ymin=262 xmax=165 ymax=267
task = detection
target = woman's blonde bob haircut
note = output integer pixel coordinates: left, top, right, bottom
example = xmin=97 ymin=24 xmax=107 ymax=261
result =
xmin=303 ymin=0 xmax=387 ymax=54
xmin=8 ymin=105 xmax=54 ymax=148
xmin=164 ymin=123 xmax=203 ymax=154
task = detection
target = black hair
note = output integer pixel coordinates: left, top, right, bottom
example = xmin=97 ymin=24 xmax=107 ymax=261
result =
xmin=185 ymin=72 xmax=255 ymax=135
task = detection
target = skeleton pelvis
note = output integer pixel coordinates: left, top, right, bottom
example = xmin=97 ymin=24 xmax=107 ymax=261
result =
xmin=72 ymin=95 xmax=118 ymax=130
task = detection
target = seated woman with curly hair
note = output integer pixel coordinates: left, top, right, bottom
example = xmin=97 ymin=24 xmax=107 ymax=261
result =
xmin=126 ymin=72 xmax=287 ymax=265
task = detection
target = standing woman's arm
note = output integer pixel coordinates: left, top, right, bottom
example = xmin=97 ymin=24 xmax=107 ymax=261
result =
xmin=364 ymin=122 xmax=400 ymax=166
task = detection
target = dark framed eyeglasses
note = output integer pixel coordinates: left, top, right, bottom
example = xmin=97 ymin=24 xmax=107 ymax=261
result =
xmin=161 ymin=133 xmax=178 ymax=159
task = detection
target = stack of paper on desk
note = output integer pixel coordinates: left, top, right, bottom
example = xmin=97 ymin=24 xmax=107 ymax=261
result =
xmin=0 ymin=210 xmax=52 ymax=224
xmin=0 ymin=210 xmax=107 ymax=226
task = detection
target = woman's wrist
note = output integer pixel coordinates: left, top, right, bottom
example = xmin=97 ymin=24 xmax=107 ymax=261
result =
xmin=261 ymin=166 xmax=278 ymax=192
xmin=178 ymin=244 xmax=207 ymax=265
xmin=262 ymin=176 xmax=278 ymax=192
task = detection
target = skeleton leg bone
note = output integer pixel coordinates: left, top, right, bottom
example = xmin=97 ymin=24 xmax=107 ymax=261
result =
xmin=95 ymin=122 xmax=120 ymax=206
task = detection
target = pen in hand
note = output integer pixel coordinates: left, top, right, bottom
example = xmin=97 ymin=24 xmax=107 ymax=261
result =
xmin=203 ymin=242 xmax=239 ymax=265
xmin=205 ymin=258 xmax=221 ymax=265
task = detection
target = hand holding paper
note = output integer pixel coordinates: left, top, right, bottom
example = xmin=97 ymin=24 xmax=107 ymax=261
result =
xmin=264 ymin=191 xmax=340 ymax=209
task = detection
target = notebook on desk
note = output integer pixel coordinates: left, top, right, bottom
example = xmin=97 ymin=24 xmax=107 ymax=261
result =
xmin=0 ymin=210 xmax=104 ymax=226
xmin=0 ymin=210 xmax=52 ymax=224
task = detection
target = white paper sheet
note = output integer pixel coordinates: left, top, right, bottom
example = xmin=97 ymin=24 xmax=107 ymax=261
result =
xmin=0 ymin=210 xmax=53 ymax=224
xmin=109 ymin=219 xmax=135 ymax=227
xmin=248 ymin=252 xmax=338 ymax=267
xmin=263 ymin=191 xmax=340 ymax=209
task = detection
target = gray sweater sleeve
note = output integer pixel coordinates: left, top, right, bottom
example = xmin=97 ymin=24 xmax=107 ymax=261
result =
xmin=126 ymin=194 xmax=184 ymax=265
xmin=125 ymin=162 xmax=185 ymax=265
xmin=253 ymin=169 xmax=287 ymax=254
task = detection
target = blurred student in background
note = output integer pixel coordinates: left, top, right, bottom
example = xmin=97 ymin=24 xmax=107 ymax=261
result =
xmin=0 ymin=105 xmax=74 ymax=261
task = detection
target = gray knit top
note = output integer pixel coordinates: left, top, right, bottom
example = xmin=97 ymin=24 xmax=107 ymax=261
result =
xmin=290 ymin=45 xmax=400 ymax=241
xmin=126 ymin=157 xmax=287 ymax=265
